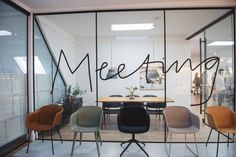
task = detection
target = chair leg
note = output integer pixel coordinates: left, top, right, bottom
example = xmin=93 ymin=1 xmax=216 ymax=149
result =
xmin=80 ymin=133 xmax=82 ymax=145
xmin=206 ymin=128 xmax=213 ymax=147
xmin=216 ymin=132 xmax=220 ymax=157
xmin=71 ymin=132 xmax=77 ymax=156
xmin=165 ymin=131 xmax=172 ymax=157
xmin=26 ymin=129 xmax=32 ymax=153
xmin=41 ymin=131 xmax=44 ymax=143
xmin=98 ymin=131 xmax=102 ymax=145
xmin=57 ymin=127 xmax=63 ymax=143
xmin=227 ymin=133 xmax=229 ymax=147
xmin=120 ymin=142 xmax=132 ymax=157
xmin=94 ymin=132 xmax=100 ymax=157
xmin=184 ymin=134 xmax=199 ymax=157
xmin=135 ymin=141 xmax=149 ymax=157
xmin=50 ymin=130 xmax=54 ymax=155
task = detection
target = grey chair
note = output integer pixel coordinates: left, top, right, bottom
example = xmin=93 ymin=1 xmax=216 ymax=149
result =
xmin=163 ymin=106 xmax=200 ymax=157
xmin=70 ymin=106 xmax=103 ymax=157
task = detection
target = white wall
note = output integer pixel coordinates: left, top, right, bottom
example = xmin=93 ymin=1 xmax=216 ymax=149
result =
xmin=166 ymin=36 xmax=192 ymax=108
xmin=38 ymin=16 xmax=77 ymax=86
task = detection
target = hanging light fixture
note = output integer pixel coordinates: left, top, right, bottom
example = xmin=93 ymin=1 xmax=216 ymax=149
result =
xmin=147 ymin=39 xmax=159 ymax=83
xmin=106 ymin=38 xmax=117 ymax=79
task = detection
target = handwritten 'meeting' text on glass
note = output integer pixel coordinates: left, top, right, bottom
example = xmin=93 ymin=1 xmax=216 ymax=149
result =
xmin=51 ymin=49 xmax=220 ymax=105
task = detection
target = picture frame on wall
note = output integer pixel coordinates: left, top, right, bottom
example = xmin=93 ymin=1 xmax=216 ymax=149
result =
xmin=140 ymin=65 xmax=164 ymax=90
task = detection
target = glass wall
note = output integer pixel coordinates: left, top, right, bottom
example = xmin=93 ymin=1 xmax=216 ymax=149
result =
xmin=33 ymin=9 xmax=235 ymax=143
xmin=34 ymin=19 xmax=66 ymax=109
xmin=204 ymin=15 xmax=234 ymax=110
xmin=0 ymin=1 xmax=27 ymax=149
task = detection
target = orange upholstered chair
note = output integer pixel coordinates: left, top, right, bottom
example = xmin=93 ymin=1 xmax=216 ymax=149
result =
xmin=205 ymin=106 xmax=236 ymax=157
xmin=26 ymin=104 xmax=63 ymax=154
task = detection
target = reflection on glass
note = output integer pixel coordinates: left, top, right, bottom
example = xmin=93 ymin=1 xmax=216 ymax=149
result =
xmin=0 ymin=1 xmax=27 ymax=147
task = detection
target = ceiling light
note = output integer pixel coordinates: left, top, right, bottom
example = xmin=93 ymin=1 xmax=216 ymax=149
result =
xmin=208 ymin=41 xmax=234 ymax=46
xmin=111 ymin=23 xmax=154 ymax=31
xmin=115 ymin=36 xmax=148 ymax=40
xmin=0 ymin=30 xmax=12 ymax=36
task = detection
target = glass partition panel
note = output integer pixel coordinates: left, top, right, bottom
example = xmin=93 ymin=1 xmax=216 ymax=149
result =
xmin=97 ymin=11 xmax=165 ymax=141
xmin=0 ymin=1 xmax=27 ymax=147
xmin=36 ymin=13 xmax=96 ymax=106
xmin=165 ymin=9 xmax=232 ymax=142
xmin=205 ymin=15 xmax=234 ymax=110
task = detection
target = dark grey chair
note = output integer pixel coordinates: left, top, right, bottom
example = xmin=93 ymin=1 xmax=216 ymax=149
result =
xmin=102 ymin=95 xmax=123 ymax=125
xmin=143 ymin=95 xmax=166 ymax=119
xmin=117 ymin=105 xmax=150 ymax=157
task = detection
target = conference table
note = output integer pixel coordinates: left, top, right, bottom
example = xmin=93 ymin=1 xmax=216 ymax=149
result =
xmin=97 ymin=96 xmax=174 ymax=141
xmin=97 ymin=96 xmax=174 ymax=103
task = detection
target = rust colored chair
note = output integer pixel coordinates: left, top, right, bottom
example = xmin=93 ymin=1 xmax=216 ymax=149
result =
xmin=205 ymin=106 xmax=236 ymax=157
xmin=26 ymin=104 xmax=63 ymax=154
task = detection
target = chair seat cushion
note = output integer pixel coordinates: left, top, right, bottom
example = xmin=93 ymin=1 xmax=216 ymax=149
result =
xmin=118 ymin=125 xmax=148 ymax=134
xmin=168 ymin=125 xmax=199 ymax=134
xmin=71 ymin=125 xmax=99 ymax=133
xmin=27 ymin=122 xmax=53 ymax=131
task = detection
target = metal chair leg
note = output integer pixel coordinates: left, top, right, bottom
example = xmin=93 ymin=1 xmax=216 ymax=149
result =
xmin=26 ymin=130 xmax=32 ymax=153
xmin=120 ymin=142 xmax=132 ymax=157
xmin=206 ymin=128 xmax=213 ymax=147
xmin=94 ymin=132 xmax=100 ymax=157
xmin=80 ymin=133 xmax=82 ymax=145
xmin=216 ymin=132 xmax=220 ymax=157
xmin=98 ymin=131 xmax=102 ymax=145
xmin=184 ymin=134 xmax=199 ymax=156
xmin=165 ymin=132 xmax=172 ymax=157
xmin=227 ymin=133 xmax=229 ymax=147
xmin=71 ymin=132 xmax=77 ymax=156
xmin=57 ymin=127 xmax=63 ymax=143
xmin=135 ymin=141 xmax=149 ymax=157
xmin=42 ymin=131 xmax=44 ymax=143
xmin=50 ymin=131 xmax=54 ymax=155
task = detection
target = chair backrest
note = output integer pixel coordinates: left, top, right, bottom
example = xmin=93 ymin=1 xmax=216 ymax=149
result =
xmin=38 ymin=104 xmax=63 ymax=124
xmin=126 ymin=95 xmax=140 ymax=97
xmin=206 ymin=106 xmax=234 ymax=128
xmin=143 ymin=95 xmax=166 ymax=108
xmin=163 ymin=106 xmax=191 ymax=128
xmin=123 ymin=102 xmax=143 ymax=107
xmin=103 ymin=95 xmax=123 ymax=108
xmin=77 ymin=106 xmax=103 ymax=127
xmin=118 ymin=105 xmax=150 ymax=130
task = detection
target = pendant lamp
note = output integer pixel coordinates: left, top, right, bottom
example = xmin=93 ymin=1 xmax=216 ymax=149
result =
xmin=106 ymin=38 xmax=117 ymax=79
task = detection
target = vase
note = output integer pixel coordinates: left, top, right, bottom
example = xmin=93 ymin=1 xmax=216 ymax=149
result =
xmin=129 ymin=94 xmax=135 ymax=100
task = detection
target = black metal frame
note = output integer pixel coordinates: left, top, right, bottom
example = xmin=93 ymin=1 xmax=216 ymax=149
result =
xmin=31 ymin=6 xmax=235 ymax=144
xmin=0 ymin=1 xmax=29 ymax=156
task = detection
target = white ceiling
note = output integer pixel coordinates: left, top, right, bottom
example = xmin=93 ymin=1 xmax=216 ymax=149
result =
xmin=12 ymin=0 xmax=236 ymax=13
xmin=39 ymin=9 xmax=229 ymax=38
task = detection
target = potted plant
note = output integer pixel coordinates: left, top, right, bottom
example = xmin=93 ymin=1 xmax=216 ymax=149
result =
xmin=72 ymin=84 xmax=87 ymax=98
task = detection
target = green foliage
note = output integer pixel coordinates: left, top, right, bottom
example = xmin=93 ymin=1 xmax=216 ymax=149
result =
xmin=71 ymin=84 xmax=87 ymax=96
xmin=125 ymin=86 xmax=138 ymax=95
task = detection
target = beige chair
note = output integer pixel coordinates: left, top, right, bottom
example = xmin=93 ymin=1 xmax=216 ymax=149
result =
xmin=163 ymin=106 xmax=200 ymax=157
xmin=70 ymin=106 xmax=103 ymax=157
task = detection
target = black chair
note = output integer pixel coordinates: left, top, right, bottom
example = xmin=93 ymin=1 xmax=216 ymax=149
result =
xmin=143 ymin=95 xmax=166 ymax=119
xmin=117 ymin=105 xmax=150 ymax=157
xmin=102 ymin=95 xmax=123 ymax=125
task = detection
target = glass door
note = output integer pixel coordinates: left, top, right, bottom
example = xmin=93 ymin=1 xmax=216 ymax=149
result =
xmin=204 ymin=14 xmax=234 ymax=110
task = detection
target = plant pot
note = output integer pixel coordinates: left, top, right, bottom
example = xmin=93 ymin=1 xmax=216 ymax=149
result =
xmin=129 ymin=95 xmax=135 ymax=100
